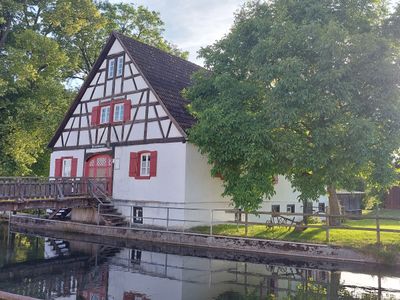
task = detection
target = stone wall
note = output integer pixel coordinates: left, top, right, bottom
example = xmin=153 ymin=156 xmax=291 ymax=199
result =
xmin=9 ymin=215 xmax=397 ymax=266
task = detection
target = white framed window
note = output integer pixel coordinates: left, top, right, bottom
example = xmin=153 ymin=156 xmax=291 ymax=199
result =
xmin=140 ymin=153 xmax=151 ymax=176
xmin=133 ymin=207 xmax=143 ymax=224
xmin=318 ymin=203 xmax=326 ymax=212
xmin=116 ymin=56 xmax=124 ymax=76
xmin=287 ymin=204 xmax=295 ymax=213
xmin=100 ymin=106 xmax=110 ymax=124
xmin=113 ymin=103 xmax=124 ymax=122
xmin=108 ymin=59 xmax=115 ymax=78
xmin=62 ymin=158 xmax=72 ymax=177
xmin=272 ymin=205 xmax=280 ymax=213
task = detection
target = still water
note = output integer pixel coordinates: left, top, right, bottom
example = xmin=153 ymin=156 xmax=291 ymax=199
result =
xmin=0 ymin=222 xmax=400 ymax=300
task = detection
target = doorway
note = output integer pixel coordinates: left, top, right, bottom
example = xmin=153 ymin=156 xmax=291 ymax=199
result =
xmin=85 ymin=153 xmax=113 ymax=195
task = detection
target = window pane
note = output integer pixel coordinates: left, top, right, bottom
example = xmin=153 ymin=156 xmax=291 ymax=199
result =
xmin=117 ymin=56 xmax=123 ymax=76
xmin=62 ymin=159 xmax=72 ymax=177
xmin=140 ymin=154 xmax=150 ymax=176
xmin=108 ymin=59 xmax=115 ymax=78
xmin=272 ymin=205 xmax=280 ymax=213
xmin=100 ymin=106 xmax=110 ymax=124
xmin=287 ymin=204 xmax=295 ymax=213
xmin=114 ymin=104 xmax=124 ymax=122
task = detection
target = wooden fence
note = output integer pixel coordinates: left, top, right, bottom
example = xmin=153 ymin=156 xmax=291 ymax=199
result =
xmin=0 ymin=177 xmax=111 ymax=201
xmin=222 ymin=208 xmax=400 ymax=244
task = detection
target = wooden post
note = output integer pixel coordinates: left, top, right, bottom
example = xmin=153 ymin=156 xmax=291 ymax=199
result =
xmin=376 ymin=206 xmax=381 ymax=245
xmin=166 ymin=207 xmax=170 ymax=231
xmin=236 ymin=209 xmax=240 ymax=232
xmin=97 ymin=203 xmax=101 ymax=225
xmin=209 ymin=210 xmax=213 ymax=235
xmin=16 ymin=179 xmax=21 ymax=202
xmin=326 ymin=206 xmax=330 ymax=243
xmin=130 ymin=206 xmax=133 ymax=228
xmin=245 ymin=212 xmax=248 ymax=237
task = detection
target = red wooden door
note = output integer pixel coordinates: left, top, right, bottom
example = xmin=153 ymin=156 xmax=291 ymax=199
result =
xmin=85 ymin=154 xmax=113 ymax=195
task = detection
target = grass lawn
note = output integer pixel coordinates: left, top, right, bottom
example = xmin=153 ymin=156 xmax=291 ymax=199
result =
xmin=191 ymin=209 xmax=400 ymax=249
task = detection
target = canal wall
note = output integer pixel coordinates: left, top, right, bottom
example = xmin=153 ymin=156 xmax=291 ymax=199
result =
xmin=9 ymin=215 xmax=395 ymax=266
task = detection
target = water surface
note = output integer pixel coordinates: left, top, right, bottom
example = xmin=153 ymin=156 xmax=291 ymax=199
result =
xmin=0 ymin=222 xmax=399 ymax=300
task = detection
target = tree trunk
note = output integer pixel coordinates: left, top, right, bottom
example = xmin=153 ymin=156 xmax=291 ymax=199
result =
xmin=302 ymin=200 xmax=312 ymax=225
xmin=327 ymin=184 xmax=341 ymax=226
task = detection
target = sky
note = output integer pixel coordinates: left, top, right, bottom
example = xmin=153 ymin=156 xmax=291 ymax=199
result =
xmin=114 ymin=0 xmax=399 ymax=66
xmin=123 ymin=0 xmax=247 ymax=65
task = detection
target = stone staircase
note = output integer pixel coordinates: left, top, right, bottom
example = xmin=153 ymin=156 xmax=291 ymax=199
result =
xmin=46 ymin=238 xmax=70 ymax=257
xmin=97 ymin=199 xmax=128 ymax=227
xmin=87 ymin=181 xmax=128 ymax=227
xmin=98 ymin=245 xmax=121 ymax=257
xmin=87 ymin=245 xmax=122 ymax=266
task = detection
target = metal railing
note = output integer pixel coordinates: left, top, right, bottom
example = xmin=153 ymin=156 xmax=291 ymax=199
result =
xmin=96 ymin=203 xmax=400 ymax=244
xmin=222 ymin=208 xmax=400 ymax=244
xmin=99 ymin=202 xmax=218 ymax=229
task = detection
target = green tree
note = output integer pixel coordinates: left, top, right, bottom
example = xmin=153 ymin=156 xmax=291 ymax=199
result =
xmin=0 ymin=30 xmax=71 ymax=175
xmin=43 ymin=0 xmax=188 ymax=80
xmin=187 ymin=0 xmax=400 ymax=216
xmin=0 ymin=0 xmax=189 ymax=176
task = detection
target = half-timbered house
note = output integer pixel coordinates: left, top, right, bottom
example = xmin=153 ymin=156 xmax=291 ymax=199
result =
xmin=48 ymin=32 xmax=327 ymax=226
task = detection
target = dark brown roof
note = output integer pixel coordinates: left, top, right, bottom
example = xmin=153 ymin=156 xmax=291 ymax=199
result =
xmin=115 ymin=32 xmax=202 ymax=130
xmin=48 ymin=32 xmax=201 ymax=148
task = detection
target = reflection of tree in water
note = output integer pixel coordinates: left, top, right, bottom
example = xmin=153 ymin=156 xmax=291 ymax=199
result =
xmin=0 ymin=224 xmax=44 ymax=267
xmin=292 ymin=272 xmax=397 ymax=300
xmin=214 ymin=265 xmax=395 ymax=300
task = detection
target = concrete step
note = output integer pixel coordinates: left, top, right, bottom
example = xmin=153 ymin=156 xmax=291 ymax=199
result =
xmin=93 ymin=197 xmax=128 ymax=227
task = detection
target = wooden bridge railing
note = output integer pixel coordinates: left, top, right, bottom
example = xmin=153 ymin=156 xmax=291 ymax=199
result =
xmin=0 ymin=177 xmax=111 ymax=201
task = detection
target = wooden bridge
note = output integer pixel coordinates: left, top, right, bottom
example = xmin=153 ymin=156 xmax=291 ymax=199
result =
xmin=0 ymin=177 xmax=127 ymax=226
xmin=0 ymin=177 xmax=110 ymax=211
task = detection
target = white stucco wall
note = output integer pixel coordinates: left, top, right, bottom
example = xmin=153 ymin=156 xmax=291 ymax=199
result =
xmin=49 ymin=149 xmax=85 ymax=177
xmin=113 ymin=142 xmax=187 ymax=226
xmin=113 ymin=142 xmax=186 ymax=202
xmin=184 ymin=143 xmax=230 ymax=225
xmin=183 ymin=144 xmax=327 ymax=224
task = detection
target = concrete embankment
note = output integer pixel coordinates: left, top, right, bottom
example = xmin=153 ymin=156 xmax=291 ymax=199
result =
xmin=9 ymin=215 xmax=396 ymax=266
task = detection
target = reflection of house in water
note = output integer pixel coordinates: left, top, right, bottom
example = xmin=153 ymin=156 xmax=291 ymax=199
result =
xmin=1 ymin=236 xmax=399 ymax=299
xmin=78 ymin=264 xmax=108 ymax=300
xmin=107 ymin=249 xmax=335 ymax=300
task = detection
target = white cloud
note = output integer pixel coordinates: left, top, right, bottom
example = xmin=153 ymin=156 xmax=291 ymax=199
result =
xmin=116 ymin=0 xmax=246 ymax=65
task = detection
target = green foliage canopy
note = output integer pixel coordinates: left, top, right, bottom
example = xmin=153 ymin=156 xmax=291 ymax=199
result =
xmin=187 ymin=0 xmax=400 ymax=211
xmin=0 ymin=0 xmax=188 ymax=176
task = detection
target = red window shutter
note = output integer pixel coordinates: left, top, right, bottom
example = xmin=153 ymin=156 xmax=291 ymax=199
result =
xmin=150 ymin=151 xmax=158 ymax=177
xmin=55 ymin=159 xmax=62 ymax=177
xmin=71 ymin=158 xmax=78 ymax=177
xmin=129 ymin=152 xmax=138 ymax=177
xmin=124 ymin=100 xmax=131 ymax=121
xmin=91 ymin=106 xmax=100 ymax=125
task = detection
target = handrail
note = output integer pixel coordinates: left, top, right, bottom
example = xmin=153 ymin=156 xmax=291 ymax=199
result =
xmin=87 ymin=179 xmax=111 ymax=205
xmin=0 ymin=177 xmax=111 ymax=201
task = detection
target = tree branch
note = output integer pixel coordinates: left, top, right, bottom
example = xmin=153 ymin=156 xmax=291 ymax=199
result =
xmin=69 ymin=75 xmax=85 ymax=80
xmin=0 ymin=15 xmax=12 ymax=49
xmin=78 ymin=45 xmax=92 ymax=75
